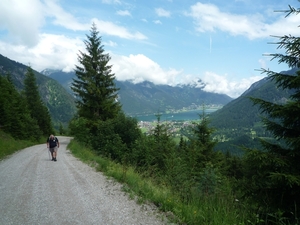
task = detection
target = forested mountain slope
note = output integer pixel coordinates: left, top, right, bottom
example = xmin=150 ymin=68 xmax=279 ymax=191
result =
xmin=0 ymin=54 xmax=76 ymax=127
xmin=42 ymin=69 xmax=233 ymax=115
xmin=210 ymin=69 xmax=296 ymax=129
xmin=209 ymin=68 xmax=296 ymax=155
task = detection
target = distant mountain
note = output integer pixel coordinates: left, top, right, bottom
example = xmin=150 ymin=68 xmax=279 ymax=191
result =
xmin=41 ymin=70 xmax=233 ymax=115
xmin=210 ymin=70 xmax=295 ymax=129
xmin=40 ymin=69 xmax=74 ymax=92
xmin=209 ymin=68 xmax=296 ymax=155
xmin=0 ymin=54 xmax=77 ymax=127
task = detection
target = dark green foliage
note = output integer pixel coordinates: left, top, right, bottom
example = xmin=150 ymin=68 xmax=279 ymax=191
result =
xmin=109 ymin=113 xmax=141 ymax=150
xmin=0 ymin=54 xmax=76 ymax=127
xmin=164 ymin=145 xmax=192 ymax=201
xmin=214 ymin=134 xmax=262 ymax=156
xmin=23 ymin=67 xmax=54 ymax=136
xmin=130 ymin=115 xmax=179 ymax=177
xmin=149 ymin=115 xmax=176 ymax=174
xmin=68 ymin=116 xmax=91 ymax=145
xmin=192 ymin=113 xmax=217 ymax=156
xmin=72 ymin=23 xmax=121 ymax=121
xmin=94 ymin=113 xmax=175 ymax=173
xmin=0 ymin=75 xmax=41 ymax=140
xmin=65 ymin=25 xmax=248 ymax=224
xmin=58 ymin=123 xmax=65 ymax=135
xmin=91 ymin=119 xmax=126 ymax=160
xmin=223 ymin=151 xmax=243 ymax=179
xmin=241 ymin=5 xmax=300 ymax=222
xmin=70 ymin=112 xmax=141 ymax=163
xmin=69 ymin=24 xmax=141 ymax=167
xmin=165 ymin=114 xmax=223 ymax=202
xmin=186 ymin=113 xmax=219 ymax=172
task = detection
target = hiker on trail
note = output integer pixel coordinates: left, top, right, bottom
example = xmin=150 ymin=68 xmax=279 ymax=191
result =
xmin=47 ymin=135 xmax=59 ymax=161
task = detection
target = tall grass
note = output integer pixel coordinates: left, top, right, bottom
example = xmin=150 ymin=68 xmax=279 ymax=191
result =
xmin=0 ymin=130 xmax=42 ymax=160
xmin=68 ymin=139 xmax=254 ymax=225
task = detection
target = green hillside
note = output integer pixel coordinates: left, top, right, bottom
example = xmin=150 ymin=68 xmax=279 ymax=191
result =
xmin=209 ymin=70 xmax=296 ymax=154
xmin=0 ymin=54 xmax=77 ymax=128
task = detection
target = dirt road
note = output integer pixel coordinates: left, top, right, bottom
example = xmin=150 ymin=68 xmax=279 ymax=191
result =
xmin=0 ymin=136 xmax=168 ymax=225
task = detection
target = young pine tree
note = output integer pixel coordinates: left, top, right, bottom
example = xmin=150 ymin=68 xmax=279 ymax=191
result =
xmin=242 ymin=4 xmax=300 ymax=222
xmin=190 ymin=111 xmax=217 ymax=168
xmin=150 ymin=115 xmax=176 ymax=174
xmin=72 ymin=23 xmax=121 ymax=121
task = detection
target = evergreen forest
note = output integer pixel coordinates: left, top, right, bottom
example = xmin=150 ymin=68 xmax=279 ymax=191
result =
xmin=0 ymin=68 xmax=54 ymax=140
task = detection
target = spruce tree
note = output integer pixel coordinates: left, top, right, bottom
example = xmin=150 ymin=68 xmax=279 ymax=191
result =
xmin=23 ymin=67 xmax=54 ymax=136
xmin=189 ymin=112 xmax=217 ymax=168
xmin=151 ymin=115 xmax=175 ymax=173
xmin=72 ymin=23 xmax=121 ymax=121
xmin=242 ymin=4 xmax=300 ymax=222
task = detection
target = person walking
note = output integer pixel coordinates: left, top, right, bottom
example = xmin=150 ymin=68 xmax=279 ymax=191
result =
xmin=47 ymin=134 xmax=59 ymax=161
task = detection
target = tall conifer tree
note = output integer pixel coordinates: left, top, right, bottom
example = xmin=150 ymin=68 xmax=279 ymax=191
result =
xmin=23 ymin=67 xmax=54 ymax=136
xmin=72 ymin=23 xmax=121 ymax=121
xmin=242 ymin=4 xmax=300 ymax=222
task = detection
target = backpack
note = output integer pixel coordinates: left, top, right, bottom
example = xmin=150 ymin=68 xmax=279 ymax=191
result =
xmin=48 ymin=136 xmax=58 ymax=148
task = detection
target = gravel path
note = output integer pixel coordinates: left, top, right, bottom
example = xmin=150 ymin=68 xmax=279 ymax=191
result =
xmin=0 ymin=136 xmax=170 ymax=225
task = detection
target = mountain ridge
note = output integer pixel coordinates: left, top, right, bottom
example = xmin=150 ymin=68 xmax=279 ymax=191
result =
xmin=209 ymin=68 xmax=296 ymax=154
xmin=41 ymin=69 xmax=233 ymax=115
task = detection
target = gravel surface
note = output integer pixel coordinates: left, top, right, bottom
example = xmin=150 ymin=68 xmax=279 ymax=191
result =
xmin=0 ymin=136 xmax=170 ymax=225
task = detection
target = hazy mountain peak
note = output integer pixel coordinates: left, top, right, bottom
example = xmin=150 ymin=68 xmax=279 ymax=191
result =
xmin=241 ymin=77 xmax=269 ymax=96
xmin=40 ymin=68 xmax=61 ymax=76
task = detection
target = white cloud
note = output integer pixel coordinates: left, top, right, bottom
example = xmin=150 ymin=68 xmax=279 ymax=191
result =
xmin=92 ymin=19 xmax=147 ymax=40
xmin=201 ymin=72 xmax=264 ymax=98
xmin=0 ymin=34 xmax=84 ymax=72
xmin=155 ymin=8 xmax=171 ymax=17
xmin=110 ymin=53 xmax=261 ymax=98
xmin=153 ymin=20 xmax=162 ymax=25
xmin=44 ymin=0 xmax=88 ymax=31
xmin=0 ymin=0 xmax=146 ymax=48
xmin=111 ymin=54 xmax=181 ymax=84
xmin=116 ymin=10 xmax=131 ymax=16
xmin=43 ymin=1 xmax=146 ymax=40
xmin=0 ymin=0 xmax=44 ymax=46
xmin=0 ymin=28 xmax=262 ymax=98
xmin=187 ymin=2 xmax=300 ymax=39
xmin=104 ymin=40 xmax=118 ymax=47
xmin=0 ymin=0 xmax=268 ymax=99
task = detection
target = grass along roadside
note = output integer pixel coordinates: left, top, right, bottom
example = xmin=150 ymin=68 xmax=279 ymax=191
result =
xmin=0 ymin=130 xmax=43 ymax=160
xmin=67 ymin=139 xmax=253 ymax=225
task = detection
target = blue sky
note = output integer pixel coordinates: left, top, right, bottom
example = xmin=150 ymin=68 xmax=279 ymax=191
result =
xmin=0 ymin=0 xmax=299 ymax=98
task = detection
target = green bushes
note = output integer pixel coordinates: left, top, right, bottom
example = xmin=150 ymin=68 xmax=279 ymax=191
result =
xmin=69 ymin=112 xmax=142 ymax=162
xmin=68 ymin=139 xmax=253 ymax=225
xmin=68 ymin=112 xmax=257 ymax=224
